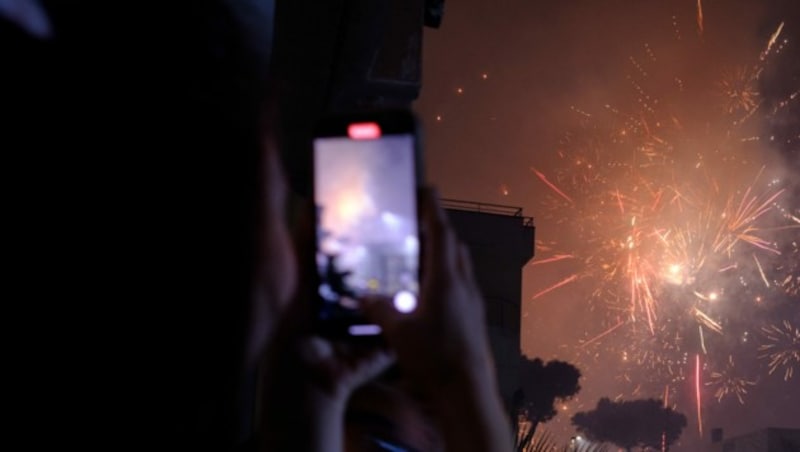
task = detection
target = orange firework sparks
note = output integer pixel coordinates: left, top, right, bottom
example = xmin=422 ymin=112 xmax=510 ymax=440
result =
xmin=530 ymin=8 xmax=799 ymax=422
xmin=696 ymin=0 xmax=704 ymax=36
xmin=692 ymin=307 xmax=723 ymax=334
xmin=717 ymin=67 xmax=760 ymax=116
xmin=696 ymin=354 xmax=703 ymax=435
xmin=753 ymin=254 xmax=770 ymax=287
xmin=761 ymin=21 xmax=785 ymax=60
xmin=531 ymin=254 xmax=575 ymax=266
xmin=531 ymin=274 xmax=578 ymax=300
xmin=707 ymin=355 xmax=756 ymax=404
xmin=580 ymin=319 xmax=626 ymax=348
xmin=759 ymin=321 xmax=800 ymax=381
xmin=711 ymin=169 xmax=787 ymax=256
xmin=662 ymin=385 xmax=669 ymax=452
xmin=531 ymin=167 xmax=574 ymax=204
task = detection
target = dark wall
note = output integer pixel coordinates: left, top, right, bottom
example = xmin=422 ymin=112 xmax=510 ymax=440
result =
xmin=271 ymin=0 xmax=427 ymax=197
xmin=445 ymin=208 xmax=535 ymax=407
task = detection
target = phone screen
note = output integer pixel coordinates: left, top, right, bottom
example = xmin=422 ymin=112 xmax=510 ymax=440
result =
xmin=314 ymin=125 xmax=419 ymax=333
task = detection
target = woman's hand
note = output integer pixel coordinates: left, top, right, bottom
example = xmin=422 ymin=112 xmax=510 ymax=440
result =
xmin=365 ymin=188 xmax=513 ymax=452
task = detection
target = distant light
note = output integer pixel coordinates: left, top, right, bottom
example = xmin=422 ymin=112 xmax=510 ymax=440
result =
xmin=404 ymin=235 xmax=419 ymax=254
xmin=436 ymin=114 xmax=442 ymax=121
xmin=381 ymin=212 xmax=401 ymax=228
xmin=456 ymin=87 xmax=464 ymax=94
xmin=349 ymin=324 xmax=382 ymax=336
xmin=708 ymin=292 xmax=719 ymax=301
xmin=318 ymin=283 xmax=337 ymax=302
xmin=394 ymin=291 xmax=417 ymax=313
xmin=348 ymin=122 xmax=381 ymax=140
xmin=481 ymin=73 xmax=488 ymax=80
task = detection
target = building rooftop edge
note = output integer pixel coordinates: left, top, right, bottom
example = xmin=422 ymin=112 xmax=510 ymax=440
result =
xmin=441 ymin=198 xmax=534 ymax=227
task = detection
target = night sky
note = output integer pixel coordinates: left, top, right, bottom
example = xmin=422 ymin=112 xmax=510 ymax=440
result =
xmin=415 ymin=1 xmax=800 ymax=450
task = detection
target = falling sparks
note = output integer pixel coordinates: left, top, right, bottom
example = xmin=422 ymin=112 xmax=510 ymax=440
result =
xmin=531 ymin=274 xmax=579 ymax=300
xmin=753 ymin=254 xmax=770 ymax=288
xmin=761 ymin=21 xmax=785 ymax=61
xmin=693 ymin=307 xmax=723 ymax=335
xmin=531 ymin=254 xmax=575 ymax=266
xmin=699 ymin=326 xmax=707 ymax=354
xmin=662 ymin=386 xmax=669 ymax=452
xmin=532 ymin=167 xmax=574 ymax=204
xmin=580 ymin=319 xmax=626 ymax=348
xmin=696 ymin=354 xmax=703 ymax=435
xmin=696 ymin=0 xmax=704 ymax=36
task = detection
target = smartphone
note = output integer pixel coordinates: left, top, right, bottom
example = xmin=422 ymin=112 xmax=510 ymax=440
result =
xmin=312 ymin=111 xmax=422 ymax=337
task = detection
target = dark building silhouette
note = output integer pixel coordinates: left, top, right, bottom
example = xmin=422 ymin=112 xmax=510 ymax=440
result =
xmin=443 ymin=199 xmax=535 ymax=407
xmin=709 ymin=427 xmax=800 ymax=452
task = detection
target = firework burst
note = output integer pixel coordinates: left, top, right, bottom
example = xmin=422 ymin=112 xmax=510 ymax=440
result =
xmin=707 ymin=355 xmax=757 ymax=404
xmin=759 ymin=320 xmax=800 ymax=381
xmin=717 ymin=67 xmax=761 ymax=116
xmin=532 ymin=17 xmax=799 ymax=420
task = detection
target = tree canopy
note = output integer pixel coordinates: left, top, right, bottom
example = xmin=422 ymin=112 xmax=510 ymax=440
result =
xmin=514 ymin=357 xmax=581 ymax=451
xmin=518 ymin=357 xmax=582 ymax=426
xmin=571 ymin=398 xmax=687 ymax=451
